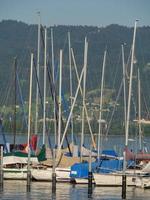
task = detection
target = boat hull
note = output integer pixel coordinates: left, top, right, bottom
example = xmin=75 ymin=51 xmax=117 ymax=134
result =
xmin=135 ymin=175 xmax=150 ymax=189
xmin=31 ymin=167 xmax=71 ymax=182
xmin=3 ymin=168 xmax=27 ymax=180
xmin=73 ymin=178 xmax=95 ymax=184
xmin=93 ymin=172 xmax=136 ymax=186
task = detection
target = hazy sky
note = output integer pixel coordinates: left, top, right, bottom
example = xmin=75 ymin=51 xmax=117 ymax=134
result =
xmin=0 ymin=0 xmax=149 ymax=27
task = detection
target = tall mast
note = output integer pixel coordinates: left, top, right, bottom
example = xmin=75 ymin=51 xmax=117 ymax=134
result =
xmin=138 ymin=69 xmax=142 ymax=150
xmin=27 ymin=53 xmax=34 ymax=154
xmin=42 ymin=27 xmax=47 ymax=145
xmin=97 ymin=50 xmax=107 ymax=161
xmin=27 ymin=53 xmax=34 ymax=180
xmin=51 ymin=28 xmax=57 ymax=146
xmin=59 ymin=65 xmax=85 ymax=150
xmin=68 ymin=32 xmax=74 ymax=145
xmin=122 ymin=44 xmax=128 ymax=174
xmin=80 ymin=37 xmax=88 ymax=162
xmin=71 ymin=48 xmax=96 ymax=149
xmin=13 ymin=57 xmax=17 ymax=149
xmin=35 ymin=12 xmax=41 ymax=135
xmin=59 ymin=49 xmax=96 ymax=150
xmin=122 ymin=44 xmax=127 ymax=134
xmin=125 ymin=20 xmax=138 ymax=147
xmin=58 ymin=50 xmax=63 ymax=149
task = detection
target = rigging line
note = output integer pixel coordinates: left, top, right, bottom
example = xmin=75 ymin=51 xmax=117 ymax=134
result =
xmin=125 ymin=48 xmax=132 ymax=80
xmin=46 ymin=62 xmax=58 ymax=126
xmin=0 ymin=71 xmax=10 ymax=105
xmin=105 ymin=50 xmax=114 ymax=88
xmin=61 ymin=92 xmax=71 ymax=127
xmin=128 ymin=67 xmax=138 ymax=120
xmin=0 ymin=21 xmax=33 ymax=107
xmin=39 ymin=26 xmax=55 ymax=150
xmin=122 ymin=52 xmax=138 ymax=122
xmin=20 ymin=22 xmax=36 ymax=60
xmin=105 ymin=49 xmax=122 ymax=123
xmin=112 ymin=49 xmax=122 ymax=90
xmin=71 ymin=48 xmax=96 ymax=149
xmin=50 ymin=25 xmax=68 ymax=51
xmin=47 ymin=58 xmax=71 ymax=151
xmin=142 ymin=90 xmax=150 ymax=119
xmin=1 ymin=57 xmax=16 ymax=106
xmin=60 ymin=31 xmax=68 ymax=52
xmin=136 ymin=28 xmax=145 ymax=65
xmin=13 ymin=57 xmax=17 ymax=148
xmin=137 ymin=30 xmax=150 ymax=118
xmin=3 ymin=59 xmax=24 ymax=109
xmin=0 ymin=125 xmax=8 ymax=153
xmin=13 ymin=22 xmax=37 ymax=101
xmin=46 ymin=58 xmax=72 ymax=155
xmin=131 ymin=85 xmax=138 ymax=119
xmin=40 ymin=26 xmax=72 ymax=154
xmin=33 ymin=57 xmax=53 ymax=153
xmin=141 ymin=67 xmax=150 ymax=112
xmin=105 ymin=78 xmax=123 ymax=137
xmin=0 ymin=75 xmax=12 ymax=106
xmin=16 ymin=71 xmax=28 ymax=128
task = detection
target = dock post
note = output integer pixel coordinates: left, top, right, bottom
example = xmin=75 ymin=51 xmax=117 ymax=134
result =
xmin=27 ymin=170 xmax=31 ymax=192
xmin=0 ymin=146 xmax=3 ymax=191
xmin=88 ymin=145 xmax=92 ymax=196
xmin=122 ymin=174 xmax=126 ymax=199
xmin=52 ymin=149 xmax=56 ymax=194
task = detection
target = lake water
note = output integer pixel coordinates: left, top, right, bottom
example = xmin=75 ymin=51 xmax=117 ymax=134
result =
xmin=0 ymin=134 xmax=150 ymax=199
xmin=0 ymin=180 xmax=150 ymax=200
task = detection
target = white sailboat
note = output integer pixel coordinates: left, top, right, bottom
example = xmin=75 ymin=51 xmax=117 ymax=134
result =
xmin=31 ymin=40 xmax=72 ymax=181
xmin=134 ymin=71 xmax=150 ymax=189
xmin=93 ymin=20 xmax=139 ymax=187
xmin=3 ymin=53 xmax=39 ymax=180
xmin=31 ymin=32 xmax=97 ymax=182
xmin=3 ymin=152 xmax=38 ymax=180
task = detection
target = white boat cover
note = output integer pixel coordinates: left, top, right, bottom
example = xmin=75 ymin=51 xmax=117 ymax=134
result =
xmin=3 ymin=156 xmax=39 ymax=165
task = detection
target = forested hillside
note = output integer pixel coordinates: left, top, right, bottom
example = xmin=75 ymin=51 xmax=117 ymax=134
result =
xmin=0 ymin=20 xmax=150 ymax=134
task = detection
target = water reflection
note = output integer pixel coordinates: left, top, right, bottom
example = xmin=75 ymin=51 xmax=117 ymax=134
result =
xmin=1 ymin=135 xmax=150 ymax=200
xmin=0 ymin=180 xmax=150 ymax=200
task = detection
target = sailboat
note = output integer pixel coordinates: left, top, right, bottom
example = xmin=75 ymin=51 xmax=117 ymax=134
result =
xmin=1 ymin=13 xmax=42 ymax=180
xmin=3 ymin=53 xmax=39 ymax=180
xmin=133 ymin=70 xmax=150 ymax=188
xmin=30 ymin=27 xmax=73 ymax=181
xmin=31 ymin=30 xmax=99 ymax=182
xmin=93 ymin=20 xmax=139 ymax=187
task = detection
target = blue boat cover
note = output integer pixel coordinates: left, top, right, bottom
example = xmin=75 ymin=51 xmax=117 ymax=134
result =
xmin=98 ymin=159 xmax=123 ymax=173
xmin=102 ymin=150 xmax=118 ymax=157
xmin=70 ymin=162 xmax=99 ymax=178
xmin=70 ymin=149 xmax=122 ymax=179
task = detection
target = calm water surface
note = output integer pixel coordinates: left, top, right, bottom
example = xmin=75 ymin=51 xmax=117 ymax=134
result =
xmin=0 ymin=180 xmax=150 ymax=200
xmin=1 ymin=134 xmax=150 ymax=199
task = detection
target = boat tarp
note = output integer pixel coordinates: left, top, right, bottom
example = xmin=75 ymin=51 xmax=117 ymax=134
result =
xmin=70 ymin=162 xmax=99 ymax=178
xmin=37 ymin=145 xmax=47 ymax=162
xmin=101 ymin=150 xmax=118 ymax=157
xmin=98 ymin=159 xmax=123 ymax=173
xmin=62 ymin=143 xmax=97 ymax=157
xmin=4 ymin=151 xmax=36 ymax=158
xmin=3 ymin=155 xmax=39 ymax=165
xmin=125 ymin=147 xmax=150 ymax=161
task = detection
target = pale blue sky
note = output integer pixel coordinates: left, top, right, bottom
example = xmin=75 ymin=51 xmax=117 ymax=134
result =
xmin=0 ymin=0 xmax=149 ymax=27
